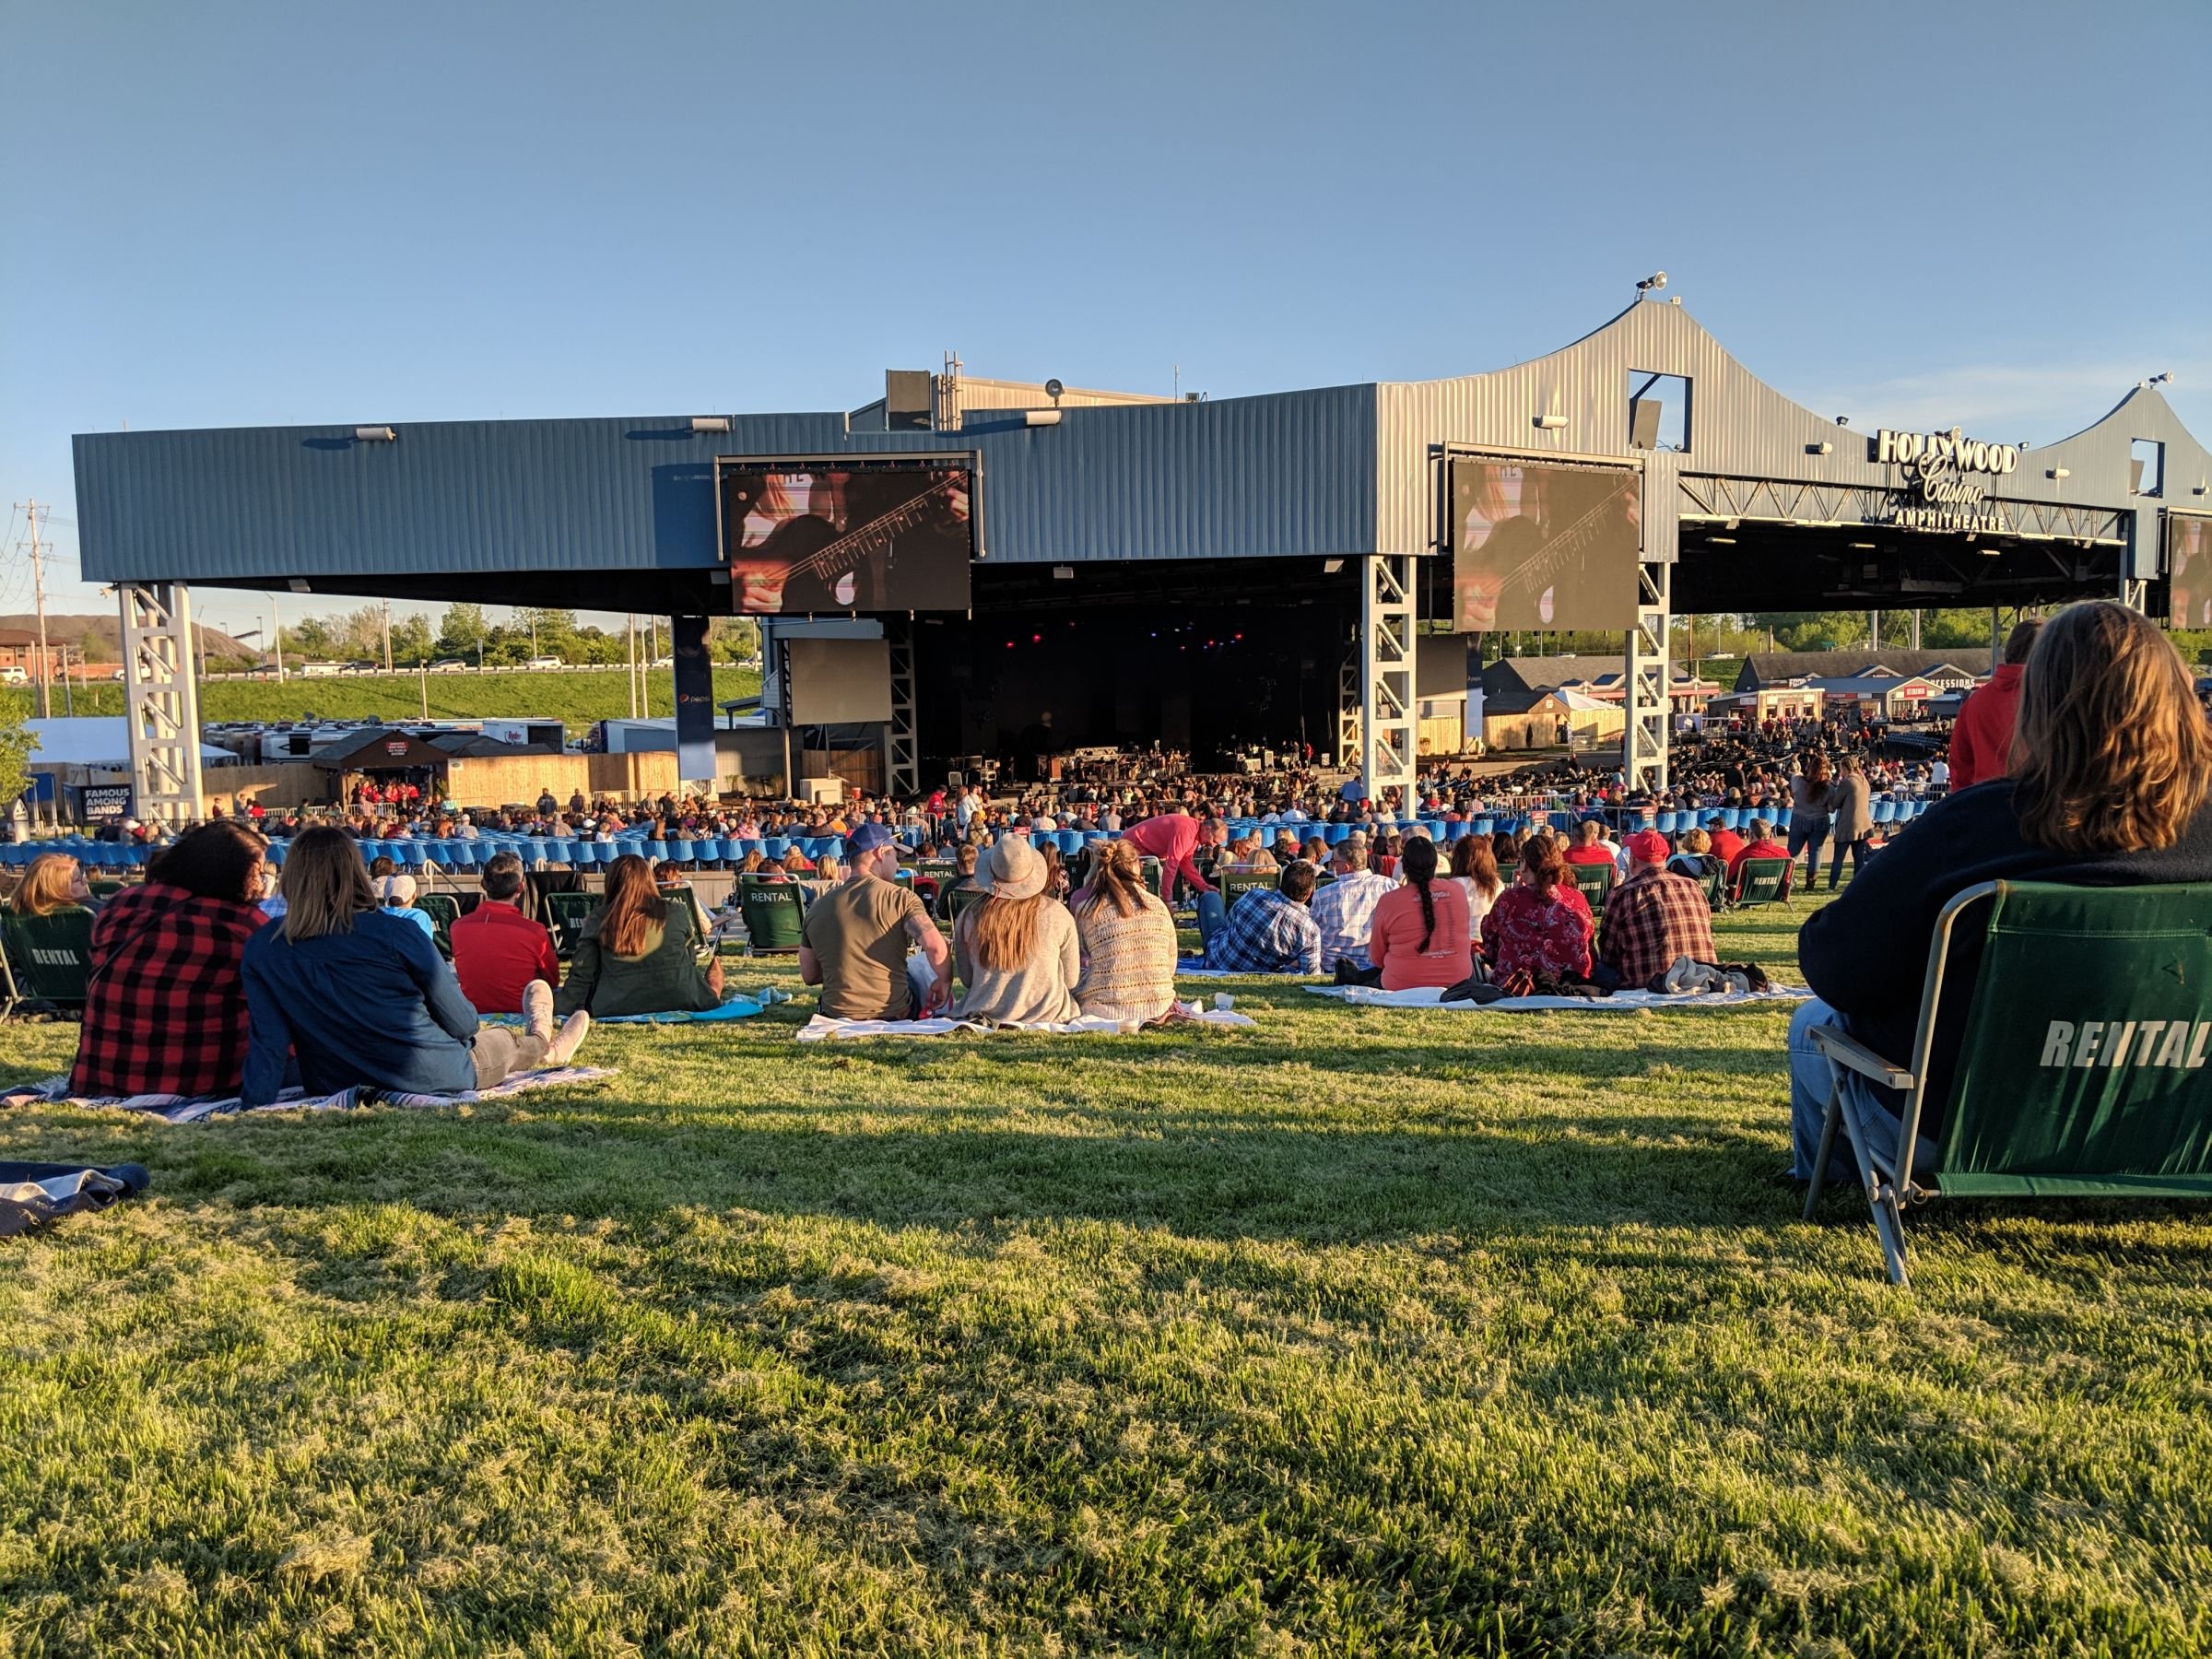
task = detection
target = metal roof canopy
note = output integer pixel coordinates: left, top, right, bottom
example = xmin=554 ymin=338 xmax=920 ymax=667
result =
xmin=71 ymin=300 xmax=2209 ymax=615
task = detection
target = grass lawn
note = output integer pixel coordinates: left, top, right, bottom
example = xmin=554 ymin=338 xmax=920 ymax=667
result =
xmin=4 ymin=890 xmax=2209 ymax=1655
xmin=4 ymin=666 xmax=761 ymax=737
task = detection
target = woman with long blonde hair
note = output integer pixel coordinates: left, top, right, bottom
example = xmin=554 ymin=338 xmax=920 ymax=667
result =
xmin=952 ymin=837 xmax=1081 ymax=1025
xmin=1071 ymin=838 xmax=1178 ymax=1025
xmin=556 ymin=853 xmax=723 ymax=1018
xmin=241 ymin=826 xmax=590 ymax=1104
xmin=7 ymin=853 xmax=92 ymax=917
xmin=1789 ymin=601 xmax=2212 ymax=1182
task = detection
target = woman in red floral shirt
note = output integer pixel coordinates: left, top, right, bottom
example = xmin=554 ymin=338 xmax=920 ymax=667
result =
xmin=1478 ymin=833 xmax=1594 ymax=981
xmin=70 ymin=822 xmax=270 ymax=1098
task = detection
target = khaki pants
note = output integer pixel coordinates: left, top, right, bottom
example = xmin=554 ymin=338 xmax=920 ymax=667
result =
xmin=470 ymin=1026 xmax=549 ymax=1091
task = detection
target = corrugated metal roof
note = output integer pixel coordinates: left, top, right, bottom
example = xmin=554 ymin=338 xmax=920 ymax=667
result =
xmin=76 ymin=389 xmax=1381 ymax=583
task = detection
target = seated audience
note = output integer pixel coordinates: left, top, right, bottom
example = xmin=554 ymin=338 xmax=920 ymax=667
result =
xmin=1071 ymin=840 xmax=1179 ymax=1025
xmin=1308 ymin=838 xmax=1395 ymax=971
xmin=800 ymin=822 xmax=951 ymax=1019
xmin=952 ymin=838 xmax=1081 ymax=1024
xmin=1563 ymin=819 xmax=1617 ymax=867
xmin=448 ymin=851 xmax=559 ymax=1016
xmin=555 ymin=853 xmax=724 ymax=1018
xmin=1368 ymin=835 xmax=1474 ymax=991
xmin=1206 ymin=858 xmax=1322 ymax=974
xmin=1480 ymin=834 xmax=1594 ymax=982
xmin=1728 ymin=818 xmax=1793 ymax=894
xmin=1708 ymin=821 xmax=1747 ymax=866
xmin=242 ymin=828 xmax=589 ymax=1105
xmin=8 ymin=853 xmax=94 ymax=918
xmin=376 ymin=873 xmax=438 ymax=940
xmin=1667 ymin=827 xmax=1724 ymax=881
xmin=1449 ymin=834 xmax=1502 ymax=942
xmin=1598 ymin=830 xmax=1717 ymax=987
xmin=1789 ymin=603 xmax=2212 ymax=1180
xmin=70 ymin=823 xmax=268 ymax=1099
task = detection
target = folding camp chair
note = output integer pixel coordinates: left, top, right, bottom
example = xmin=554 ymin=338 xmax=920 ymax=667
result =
xmin=1568 ymin=861 xmax=1615 ymax=912
xmin=544 ymin=890 xmax=598 ymax=958
xmin=418 ymin=892 xmax=462 ymax=960
xmin=1731 ymin=856 xmax=1792 ymax=909
xmin=738 ymin=881 xmax=806 ymax=955
xmin=663 ymin=882 xmax=718 ymax=968
xmin=947 ymin=885 xmax=991 ymax=924
xmin=1218 ymin=870 xmax=1277 ymax=912
xmin=1805 ymin=880 xmax=2212 ymax=1286
xmin=0 ymin=909 xmax=96 ymax=1016
xmin=1669 ymin=853 xmax=1730 ymax=912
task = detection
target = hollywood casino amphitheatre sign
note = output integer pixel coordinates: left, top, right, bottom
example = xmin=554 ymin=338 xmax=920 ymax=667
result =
xmin=1868 ymin=427 xmax=2020 ymax=535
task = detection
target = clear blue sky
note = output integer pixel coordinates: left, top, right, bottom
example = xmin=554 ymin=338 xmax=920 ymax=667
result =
xmin=4 ymin=0 xmax=2206 ymax=639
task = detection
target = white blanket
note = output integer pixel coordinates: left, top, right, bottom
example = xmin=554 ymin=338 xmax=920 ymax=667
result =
xmin=797 ymin=1007 xmax=1257 ymax=1041
xmin=1305 ymin=983 xmax=1810 ymax=1013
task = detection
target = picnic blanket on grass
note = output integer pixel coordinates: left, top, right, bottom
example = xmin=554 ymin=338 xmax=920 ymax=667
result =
xmin=0 ymin=1066 xmax=614 ymax=1125
xmin=1 ymin=1160 xmax=150 ymax=1238
xmin=1175 ymin=960 xmax=1324 ymax=980
xmin=798 ymin=1006 xmax=1257 ymax=1041
xmin=1306 ymin=983 xmax=1811 ymax=1013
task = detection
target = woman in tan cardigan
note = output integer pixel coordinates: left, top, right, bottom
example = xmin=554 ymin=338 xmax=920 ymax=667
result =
xmin=1070 ymin=840 xmax=1179 ymax=1025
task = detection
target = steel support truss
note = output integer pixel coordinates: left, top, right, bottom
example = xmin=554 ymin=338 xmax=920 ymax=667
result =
xmin=1678 ymin=475 xmax=2127 ymax=546
xmin=1358 ymin=553 xmax=1417 ymax=804
xmin=119 ymin=583 xmax=206 ymax=824
xmin=1337 ymin=647 xmax=1359 ymax=772
xmin=1624 ymin=559 xmax=1671 ymax=795
xmin=884 ymin=618 xmax=918 ymax=798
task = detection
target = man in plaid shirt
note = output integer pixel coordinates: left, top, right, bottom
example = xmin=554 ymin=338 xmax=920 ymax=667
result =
xmin=1597 ymin=829 xmax=1717 ymax=988
xmin=1206 ymin=860 xmax=1323 ymax=974
xmin=69 ymin=823 xmax=270 ymax=1099
xmin=1306 ymin=837 xmax=1396 ymax=970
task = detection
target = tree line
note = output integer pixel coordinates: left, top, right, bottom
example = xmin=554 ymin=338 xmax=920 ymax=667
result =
xmin=222 ymin=606 xmax=762 ymax=671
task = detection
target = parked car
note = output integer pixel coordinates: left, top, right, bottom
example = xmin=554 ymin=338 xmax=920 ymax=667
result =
xmin=429 ymin=658 xmax=469 ymax=674
xmin=300 ymin=662 xmax=342 ymax=678
xmin=0 ymin=666 xmax=26 ymax=685
xmin=522 ymin=656 xmax=564 ymax=670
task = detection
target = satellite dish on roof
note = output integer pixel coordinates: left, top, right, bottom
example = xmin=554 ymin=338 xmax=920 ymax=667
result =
xmin=1044 ymin=379 xmax=1064 ymax=406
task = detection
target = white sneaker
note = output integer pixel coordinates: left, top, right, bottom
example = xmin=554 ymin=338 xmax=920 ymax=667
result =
xmin=523 ymin=980 xmax=555 ymax=1044
xmin=544 ymin=1010 xmax=591 ymax=1066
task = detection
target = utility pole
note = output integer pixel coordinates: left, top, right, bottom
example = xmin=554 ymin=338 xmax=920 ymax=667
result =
xmin=626 ymin=614 xmax=640 ymax=718
xmin=15 ymin=500 xmax=50 ymax=717
xmin=269 ymin=594 xmax=287 ymax=681
xmin=382 ymin=600 xmax=394 ymax=674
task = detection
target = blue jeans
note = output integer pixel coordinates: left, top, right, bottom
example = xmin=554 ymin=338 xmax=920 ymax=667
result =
xmin=1787 ymin=998 xmax=1939 ymax=1182
xmin=1786 ymin=816 xmax=1830 ymax=886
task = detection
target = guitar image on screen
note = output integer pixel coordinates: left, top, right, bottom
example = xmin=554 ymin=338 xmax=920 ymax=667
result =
xmin=734 ymin=474 xmax=966 ymax=614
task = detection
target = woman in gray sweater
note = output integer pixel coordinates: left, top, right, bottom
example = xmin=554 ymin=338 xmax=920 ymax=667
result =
xmin=1785 ymin=752 xmax=1834 ymax=888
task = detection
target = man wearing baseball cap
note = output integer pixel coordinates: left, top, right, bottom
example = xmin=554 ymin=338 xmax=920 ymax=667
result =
xmin=800 ymin=822 xmax=952 ymax=1020
xmin=1596 ymin=828 xmax=1716 ymax=989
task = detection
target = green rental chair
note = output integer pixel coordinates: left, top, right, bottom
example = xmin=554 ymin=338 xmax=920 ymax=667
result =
xmin=544 ymin=890 xmax=599 ymax=959
xmin=1 ymin=909 xmax=97 ymax=1016
xmin=1218 ymin=870 xmax=1277 ymax=912
xmin=1731 ymin=856 xmax=1792 ymax=910
xmin=1805 ymin=881 xmax=2212 ymax=1287
xmin=948 ymin=885 xmax=991 ymax=924
xmin=1568 ymin=860 xmax=1615 ymax=912
xmin=418 ymin=892 xmax=462 ymax=959
xmin=738 ymin=881 xmax=806 ymax=955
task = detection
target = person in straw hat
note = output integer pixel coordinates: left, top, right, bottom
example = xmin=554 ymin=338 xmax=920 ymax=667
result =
xmin=952 ymin=836 xmax=1082 ymax=1025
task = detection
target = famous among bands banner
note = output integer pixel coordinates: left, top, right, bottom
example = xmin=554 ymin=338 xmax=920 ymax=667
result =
xmin=2169 ymin=513 xmax=2212 ymax=633
xmin=720 ymin=459 xmax=974 ymax=616
xmin=1451 ymin=459 xmax=1640 ymax=633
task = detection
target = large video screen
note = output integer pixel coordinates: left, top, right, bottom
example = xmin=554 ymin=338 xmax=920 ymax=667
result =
xmin=721 ymin=458 xmax=974 ymax=615
xmin=2169 ymin=514 xmax=2212 ymax=632
xmin=1451 ymin=459 xmax=1640 ymax=632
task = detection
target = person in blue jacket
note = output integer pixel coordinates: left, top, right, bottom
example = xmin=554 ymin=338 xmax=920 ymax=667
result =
xmin=241 ymin=828 xmax=591 ymax=1105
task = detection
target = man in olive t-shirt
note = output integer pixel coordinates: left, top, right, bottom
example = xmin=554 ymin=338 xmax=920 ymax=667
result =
xmin=799 ymin=822 xmax=952 ymax=1019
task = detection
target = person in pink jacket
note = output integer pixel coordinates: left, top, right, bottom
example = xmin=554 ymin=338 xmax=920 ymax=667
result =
xmin=1948 ymin=619 xmax=2041 ymax=789
xmin=1122 ymin=808 xmax=1227 ymax=907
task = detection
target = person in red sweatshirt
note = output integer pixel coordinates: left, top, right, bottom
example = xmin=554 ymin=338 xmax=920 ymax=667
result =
xmin=1727 ymin=818 xmax=1794 ymax=896
xmin=1948 ymin=618 xmax=2042 ymax=789
xmin=1121 ymin=808 xmax=1227 ymax=908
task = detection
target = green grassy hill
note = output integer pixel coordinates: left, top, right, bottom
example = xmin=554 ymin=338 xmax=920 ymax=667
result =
xmin=4 ymin=667 xmax=762 ymax=737
xmin=6 ymin=895 xmax=2212 ymax=1654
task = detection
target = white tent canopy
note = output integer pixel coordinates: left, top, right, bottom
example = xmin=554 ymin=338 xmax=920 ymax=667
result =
xmin=24 ymin=718 xmax=232 ymax=775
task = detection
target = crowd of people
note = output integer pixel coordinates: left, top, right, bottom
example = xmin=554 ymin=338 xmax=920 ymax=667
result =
xmin=8 ymin=602 xmax=2206 ymax=1199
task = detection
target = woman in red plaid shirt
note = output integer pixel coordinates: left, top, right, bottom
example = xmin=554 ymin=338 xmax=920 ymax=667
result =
xmin=70 ymin=822 xmax=271 ymax=1099
xmin=1478 ymin=834 xmax=1594 ymax=982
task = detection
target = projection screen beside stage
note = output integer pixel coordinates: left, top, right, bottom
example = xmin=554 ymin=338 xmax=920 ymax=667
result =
xmin=1450 ymin=458 xmax=1641 ymax=632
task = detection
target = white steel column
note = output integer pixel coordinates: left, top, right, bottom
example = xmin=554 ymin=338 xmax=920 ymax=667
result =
xmin=119 ymin=583 xmax=206 ymax=823
xmin=1336 ymin=645 xmax=1360 ymax=772
xmin=1623 ymin=557 xmax=1672 ymax=794
xmin=883 ymin=618 xmax=918 ymax=798
xmin=1359 ymin=553 xmax=1417 ymax=803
